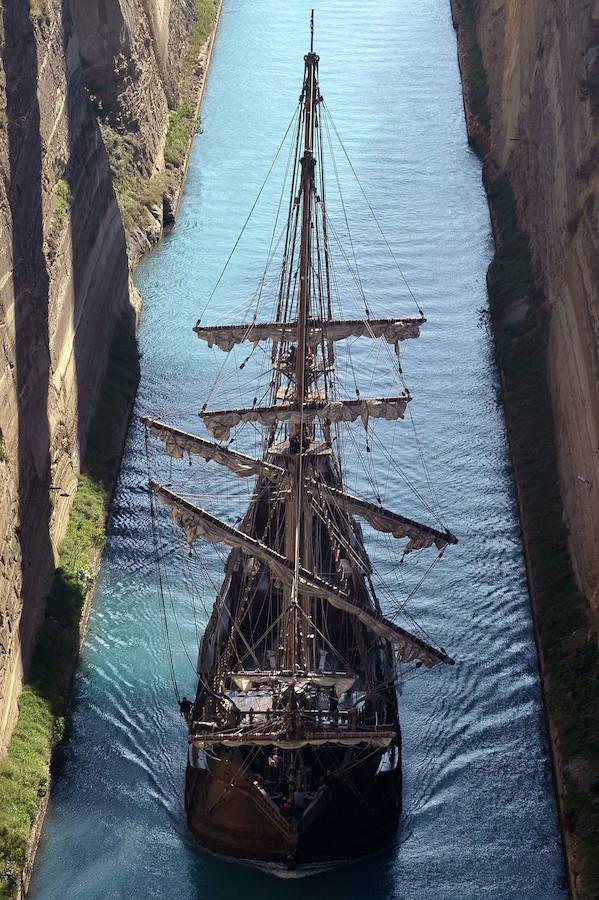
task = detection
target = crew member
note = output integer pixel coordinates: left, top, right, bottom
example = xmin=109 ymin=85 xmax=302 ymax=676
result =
xmin=178 ymin=696 xmax=193 ymax=719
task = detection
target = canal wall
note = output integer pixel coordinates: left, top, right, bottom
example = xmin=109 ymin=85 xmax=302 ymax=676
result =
xmin=0 ymin=0 xmax=219 ymax=761
xmin=451 ymin=1 xmax=599 ymax=897
xmin=0 ymin=0 xmax=133 ymax=754
xmin=0 ymin=1 xmax=221 ymax=896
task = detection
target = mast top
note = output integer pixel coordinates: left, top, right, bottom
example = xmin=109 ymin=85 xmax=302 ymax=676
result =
xmin=310 ymin=9 xmax=314 ymax=53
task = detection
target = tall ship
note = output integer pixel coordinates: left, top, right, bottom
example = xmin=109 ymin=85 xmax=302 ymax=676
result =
xmin=142 ymin=14 xmax=456 ymax=874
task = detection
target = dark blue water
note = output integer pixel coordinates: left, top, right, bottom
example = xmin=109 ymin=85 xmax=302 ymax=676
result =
xmin=30 ymin=2 xmax=566 ymax=898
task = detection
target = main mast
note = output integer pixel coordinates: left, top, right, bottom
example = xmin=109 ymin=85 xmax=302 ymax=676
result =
xmin=287 ymin=11 xmax=319 ymax=676
xmin=295 ymin=10 xmax=317 ymax=410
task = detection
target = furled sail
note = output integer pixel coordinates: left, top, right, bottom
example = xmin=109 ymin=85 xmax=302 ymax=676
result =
xmin=200 ymin=396 xmax=411 ymax=441
xmin=150 ymin=481 xmax=350 ymax=602
xmin=150 ymin=482 xmax=452 ymax=668
xmin=318 ymin=590 xmax=454 ymax=668
xmin=308 ymin=482 xmax=457 ymax=554
xmin=193 ymin=316 xmax=425 ymax=352
xmin=141 ymin=417 xmax=285 ymax=482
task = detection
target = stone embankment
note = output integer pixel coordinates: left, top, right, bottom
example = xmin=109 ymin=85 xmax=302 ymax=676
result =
xmin=451 ymin=1 xmax=599 ymax=897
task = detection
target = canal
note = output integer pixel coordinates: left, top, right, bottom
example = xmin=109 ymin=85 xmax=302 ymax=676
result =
xmin=30 ymin=1 xmax=565 ymax=898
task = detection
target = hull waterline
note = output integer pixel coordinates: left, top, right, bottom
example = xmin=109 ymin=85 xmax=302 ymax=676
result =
xmin=185 ymin=750 xmax=402 ymax=872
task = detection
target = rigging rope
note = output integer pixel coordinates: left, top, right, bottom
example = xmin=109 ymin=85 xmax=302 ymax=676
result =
xmin=146 ymin=432 xmax=180 ymax=701
xmin=197 ymin=107 xmax=300 ymax=325
xmin=322 ymin=102 xmax=425 ymax=318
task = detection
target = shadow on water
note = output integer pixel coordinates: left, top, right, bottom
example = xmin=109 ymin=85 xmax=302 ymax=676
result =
xmin=3 ymin=1 xmax=53 ymax=686
xmin=185 ymin=832 xmax=402 ymax=900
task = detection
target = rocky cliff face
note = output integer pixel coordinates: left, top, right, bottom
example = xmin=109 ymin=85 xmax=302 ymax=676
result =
xmin=456 ymin=0 xmax=599 ymax=613
xmin=0 ymin=0 xmax=133 ymax=748
xmin=452 ymin=2 xmax=599 ymax=893
xmin=71 ymin=0 xmax=195 ymax=178
xmin=72 ymin=0 xmax=206 ymax=262
xmin=0 ymin=0 xmax=203 ymax=753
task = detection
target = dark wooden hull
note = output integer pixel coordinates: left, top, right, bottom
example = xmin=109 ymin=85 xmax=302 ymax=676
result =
xmin=185 ymin=744 xmax=402 ymax=870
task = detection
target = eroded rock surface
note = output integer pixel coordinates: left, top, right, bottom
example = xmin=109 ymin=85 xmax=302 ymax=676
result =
xmin=0 ymin=0 xmax=208 ymax=753
xmin=455 ymin=0 xmax=599 ymax=614
xmin=72 ymin=0 xmax=195 ymax=177
xmin=0 ymin=0 xmax=136 ymax=748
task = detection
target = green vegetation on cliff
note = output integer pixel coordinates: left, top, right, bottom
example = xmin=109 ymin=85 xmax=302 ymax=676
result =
xmin=164 ymin=102 xmax=198 ymax=170
xmin=0 ymin=316 xmax=139 ymax=900
xmin=102 ymin=0 xmax=217 ymax=240
xmin=102 ymin=101 xmax=200 ymax=235
xmin=182 ymin=0 xmax=218 ymax=79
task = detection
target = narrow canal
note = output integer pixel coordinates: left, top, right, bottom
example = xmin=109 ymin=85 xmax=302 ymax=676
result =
xmin=30 ymin=1 xmax=566 ymax=898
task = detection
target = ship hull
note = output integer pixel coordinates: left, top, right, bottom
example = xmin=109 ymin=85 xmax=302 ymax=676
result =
xmin=185 ymin=746 xmax=402 ymax=870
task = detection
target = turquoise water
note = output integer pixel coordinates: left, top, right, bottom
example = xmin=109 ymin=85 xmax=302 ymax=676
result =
xmin=30 ymin=2 xmax=566 ymax=898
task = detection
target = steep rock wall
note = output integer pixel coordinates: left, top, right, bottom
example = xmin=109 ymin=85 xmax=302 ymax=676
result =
xmin=0 ymin=0 xmax=210 ymax=756
xmin=72 ymin=0 xmax=200 ymax=261
xmin=457 ymin=0 xmax=599 ymax=612
xmin=72 ymin=0 xmax=195 ymax=177
xmin=452 ymin=1 xmax=599 ymax=893
xmin=0 ymin=1 xmax=132 ymax=750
